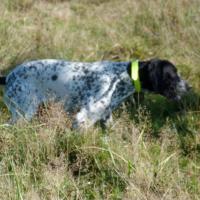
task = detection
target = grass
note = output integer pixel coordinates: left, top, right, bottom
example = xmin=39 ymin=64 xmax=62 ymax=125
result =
xmin=0 ymin=0 xmax=200 ymax=199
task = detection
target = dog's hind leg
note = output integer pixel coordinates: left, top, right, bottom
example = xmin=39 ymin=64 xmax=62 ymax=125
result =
xmin=4 ymin=85 xmax=45 ymax=123
xmin=4 ymin=96 xmax=42 ymax=123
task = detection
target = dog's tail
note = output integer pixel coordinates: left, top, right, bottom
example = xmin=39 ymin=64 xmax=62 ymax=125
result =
xmin=0 ymin=77 xmax=6 ymax=85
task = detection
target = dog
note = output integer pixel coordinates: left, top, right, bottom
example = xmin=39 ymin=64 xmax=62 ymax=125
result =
xmin=0 ymin=59 xmax=189 ymax=128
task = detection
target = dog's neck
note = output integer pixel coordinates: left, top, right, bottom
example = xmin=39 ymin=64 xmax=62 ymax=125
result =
xmin=127 ymin=61 xmax=153 ymax=92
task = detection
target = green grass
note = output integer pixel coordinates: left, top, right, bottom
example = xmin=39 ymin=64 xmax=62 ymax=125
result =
xmin=0 ymin=0 xmax=200 ymax=199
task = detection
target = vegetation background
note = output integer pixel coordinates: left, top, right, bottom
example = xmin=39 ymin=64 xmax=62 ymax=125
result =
xmin=0 ymin=0 xmax=200 ymax=199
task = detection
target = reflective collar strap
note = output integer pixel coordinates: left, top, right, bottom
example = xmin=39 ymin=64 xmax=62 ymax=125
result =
xmin=131 ymin=60 xmax=141 ymax=92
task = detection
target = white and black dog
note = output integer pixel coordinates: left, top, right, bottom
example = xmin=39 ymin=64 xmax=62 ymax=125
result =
xmin=0 ymin=59 xmax=189 ymax=128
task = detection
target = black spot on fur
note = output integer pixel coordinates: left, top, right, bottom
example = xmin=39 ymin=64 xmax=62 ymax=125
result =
xmin=0 ymin=77 xmax=6 ymax=85
xmin=51 ymin=74 xmax=58 ymax=81
xmin=30 ymin=66 xmax=37 ymax=71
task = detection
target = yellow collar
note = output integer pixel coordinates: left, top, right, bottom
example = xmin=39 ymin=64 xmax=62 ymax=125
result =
xmin=131 ymin=60 xmax=141 ymax=92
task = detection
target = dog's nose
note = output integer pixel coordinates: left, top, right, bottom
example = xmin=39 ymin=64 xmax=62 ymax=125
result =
xmin=185 ymin=82 xmax=192 ymax=91
xmin=176 ymin=79 xmax=191 ymax=95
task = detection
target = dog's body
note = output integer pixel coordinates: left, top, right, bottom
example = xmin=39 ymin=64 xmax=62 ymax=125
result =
xmin=0 ymin=59 xmax=189 ymax=128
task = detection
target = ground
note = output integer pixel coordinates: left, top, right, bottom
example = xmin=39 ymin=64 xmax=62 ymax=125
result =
xmin=0 ymin=0 xmax=200 ymax=199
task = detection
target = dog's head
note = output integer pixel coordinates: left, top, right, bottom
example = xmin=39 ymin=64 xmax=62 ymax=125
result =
xmin=139 ymin=59 xmax=190 ymax=100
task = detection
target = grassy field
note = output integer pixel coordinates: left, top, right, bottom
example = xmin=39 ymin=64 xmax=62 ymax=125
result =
xmin=0 ymin=0 xmax=200 ymax=199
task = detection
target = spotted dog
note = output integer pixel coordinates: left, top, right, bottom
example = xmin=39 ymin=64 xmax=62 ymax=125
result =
xmin=0 ymin=59 xmax=189 ymax=128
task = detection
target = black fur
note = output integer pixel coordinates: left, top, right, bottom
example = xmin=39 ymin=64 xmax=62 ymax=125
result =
xmin=0 ymin=77 xmax=6 ymax=85
xmin=128 ymin=59 xmax=188 ymax=100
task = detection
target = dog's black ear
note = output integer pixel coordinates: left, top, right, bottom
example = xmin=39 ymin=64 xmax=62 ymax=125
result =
xmin=147 ymin=59 xmax=162 ymax=92
xmin=163 ymin=70 xmax=174 ymax=85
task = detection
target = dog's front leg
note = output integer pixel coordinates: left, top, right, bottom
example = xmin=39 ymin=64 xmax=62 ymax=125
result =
xmin=72 ymin=101 xmax=112 ymax=130
xmin=99 ymin=113 xmax=113 ymax=129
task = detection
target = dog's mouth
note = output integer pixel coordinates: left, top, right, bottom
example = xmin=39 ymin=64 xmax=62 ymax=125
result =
xmin=176 ymin=79 xmax=191 ymax=95
xmin=170 ymin=79 xmax=191 ymax=101
xmin=163 ymin=79 xmax=191 ymax=101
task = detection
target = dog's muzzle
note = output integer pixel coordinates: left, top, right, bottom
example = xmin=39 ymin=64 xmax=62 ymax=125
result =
xmin=175 ymin=79 xmax=191 ymax=100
